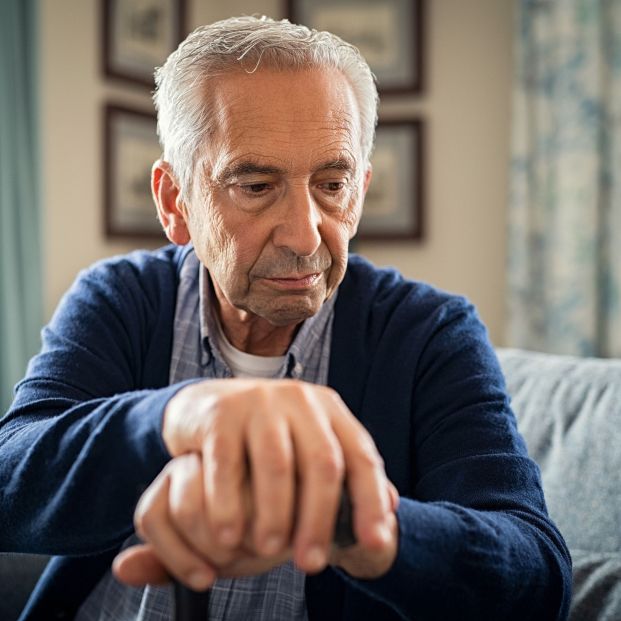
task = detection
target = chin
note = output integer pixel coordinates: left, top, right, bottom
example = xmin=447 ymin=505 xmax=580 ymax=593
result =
xmin=260 ymin=299 xmax=322 ymax=327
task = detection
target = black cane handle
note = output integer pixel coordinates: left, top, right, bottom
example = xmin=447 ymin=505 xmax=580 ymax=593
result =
xmin=173 ymin=490 xmax=355 ymax=621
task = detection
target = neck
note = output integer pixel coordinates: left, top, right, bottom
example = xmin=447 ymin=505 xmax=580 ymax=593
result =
xmin=217 ymin=304 xmax=299 ymax=356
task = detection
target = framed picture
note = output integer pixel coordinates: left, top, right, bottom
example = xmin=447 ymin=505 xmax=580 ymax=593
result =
xmin=356 ymin=119 xmax=424 ymax=241
xmin=102 ymin=0 xmax=186 ymax=87
xmin=286 ymin=0 xmax=423 ymax=95
xmin=103 ymin=103 xmax=165 ymax=239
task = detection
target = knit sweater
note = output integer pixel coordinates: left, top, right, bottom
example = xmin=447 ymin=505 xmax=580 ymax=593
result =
xmin=0 ymin=245 xmax=571 ymax=620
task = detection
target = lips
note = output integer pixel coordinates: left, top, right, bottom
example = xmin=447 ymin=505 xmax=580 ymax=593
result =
xmin=262 ymin=273 xmax=321 ymax=289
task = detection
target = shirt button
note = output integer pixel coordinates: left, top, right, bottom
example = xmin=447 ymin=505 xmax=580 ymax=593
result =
xmin=293 ymin=362 xmax=304 ymax=378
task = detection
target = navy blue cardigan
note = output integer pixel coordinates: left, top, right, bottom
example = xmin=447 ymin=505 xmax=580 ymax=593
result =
xmin=0 ymin=245 xmax=571 ymax=620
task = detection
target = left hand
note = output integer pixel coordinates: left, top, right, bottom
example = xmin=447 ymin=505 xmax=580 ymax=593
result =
xmin=113 ymin=452 xmax=399 ymax=589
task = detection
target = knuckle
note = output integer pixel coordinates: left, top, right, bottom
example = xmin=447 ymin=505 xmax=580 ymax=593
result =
xmin=323 ymin=385 xmax=344 ymax=405
xmin=242 ymin=385 xmax=270 ymax=410
xmin=356 ymin=437 xmax=383 ymax=469
xmin=313 ymin=450 xmax=345 ymax=481
xmin=259 ymin=447 xmax=292 ymax=479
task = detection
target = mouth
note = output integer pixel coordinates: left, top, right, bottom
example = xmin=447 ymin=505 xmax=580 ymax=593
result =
xmin=261 ymin=273 xmax=322 ymax=290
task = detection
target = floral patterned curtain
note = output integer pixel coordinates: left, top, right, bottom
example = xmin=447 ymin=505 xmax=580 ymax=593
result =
xmin=507 ymin=0 xmax=621 ymax=357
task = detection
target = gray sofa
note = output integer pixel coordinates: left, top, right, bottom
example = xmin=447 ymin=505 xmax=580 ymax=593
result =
xmin=1 ymin=348 xmax=620 ymax=620
xmin=497 ymin=348 xmax=621 ymax=620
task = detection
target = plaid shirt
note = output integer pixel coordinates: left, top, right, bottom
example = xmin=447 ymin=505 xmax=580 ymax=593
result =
xmin=76 ymin=249 xmax=336 ymax=621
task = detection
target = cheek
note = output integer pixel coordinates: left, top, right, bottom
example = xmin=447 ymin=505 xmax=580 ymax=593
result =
xmin=323 ymin=222 xmax=352 ymax=289
xmin=208 ymin=215 xmax=269 ymax=288
xmin=189 ymin=206 xmax=232 ymax=271
xmin=345 ymin=193 xmax=363 ymax=236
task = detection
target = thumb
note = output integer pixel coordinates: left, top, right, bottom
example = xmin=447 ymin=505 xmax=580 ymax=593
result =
xmin=112 ymin=543 xmax=172 ymax=586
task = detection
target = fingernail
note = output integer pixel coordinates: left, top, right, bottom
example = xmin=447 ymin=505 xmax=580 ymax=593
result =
xmin=188 ymin=569 xmax=211 ymax=591
xmin=304 ymin=546 xmax=326 ymax=571
xmin=262 ymin=534 xmax=283 ymax=556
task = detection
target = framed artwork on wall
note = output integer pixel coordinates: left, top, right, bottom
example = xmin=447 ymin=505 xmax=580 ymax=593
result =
xmin=286 ymin=0 xmax=424 ymax=95
xmin=103 ymin=103 xmax=165 ymax=239
xmin=356 ymin=119 xmax=424 ymax=241
xmin=102 ymin=0 xmax=186 ymax=87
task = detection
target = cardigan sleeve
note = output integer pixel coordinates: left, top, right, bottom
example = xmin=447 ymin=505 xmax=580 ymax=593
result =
xmin=333 ymin=290 xmax=572 ymax=620
xmin=0 ymin=252 xmax=188 ymax=556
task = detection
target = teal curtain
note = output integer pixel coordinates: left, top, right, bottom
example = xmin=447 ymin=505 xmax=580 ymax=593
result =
xmin=508 ymin=0 xmax=621 ymax=357
xmin=0 ymin=0 xmax=42 ymax=412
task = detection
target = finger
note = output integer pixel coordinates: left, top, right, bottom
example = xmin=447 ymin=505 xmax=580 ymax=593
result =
xmin=246 ymin=411 xmax=295 ymax=558
xmin=288 ymin=392 xmax=345 ymax=573
xmin=134 ymin=468 xmax=216 ymax=591
xmin=327 ymin=394 xmax=392 ymax=551
xmin=328 ymin=510 xmax=398 ymax=579
xmin=168 ymin=453 xmax=213 ymax=557
xmin=388 ymin=481 xmax=400 ymax=512
xmin=202 ymin=405 xmax=247 ymax=549
xmin=113 ymin=543 xmax=170 ymax=586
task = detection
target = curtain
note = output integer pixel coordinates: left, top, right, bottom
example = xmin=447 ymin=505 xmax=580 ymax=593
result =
xmin=0 ymin=0 xmax=42 ymax=412
xmin=507 ymin=0 xmax=621 ymax=357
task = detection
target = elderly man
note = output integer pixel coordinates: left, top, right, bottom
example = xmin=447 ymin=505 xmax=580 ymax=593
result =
xmin=1 ymin=15 xmax=570 ymax=621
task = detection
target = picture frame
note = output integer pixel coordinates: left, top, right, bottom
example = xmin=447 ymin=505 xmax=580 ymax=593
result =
xmin=102 ymin=0 xmax=186 ymax=87
xmin=356 ymin=119 xmax=424 ymax=241
xmin=103 ymin=103 xmax=165 ymax=239
xmin=286 ymin=0 xmax=424 ymax=95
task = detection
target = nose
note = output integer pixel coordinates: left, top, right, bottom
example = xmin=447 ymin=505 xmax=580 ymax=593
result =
xmin=272 ymin=184 xmax=322 ymax=257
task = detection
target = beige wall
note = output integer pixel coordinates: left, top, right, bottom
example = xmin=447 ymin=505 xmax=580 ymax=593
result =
xmin=40 ymin=0 xmax=513 ymax=343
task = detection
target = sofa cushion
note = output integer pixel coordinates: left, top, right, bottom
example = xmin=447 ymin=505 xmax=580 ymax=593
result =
xmin=570 ymin=549 xmax=621 ymax=621
xmin=496 ymin=348 xmax=621 ymax=555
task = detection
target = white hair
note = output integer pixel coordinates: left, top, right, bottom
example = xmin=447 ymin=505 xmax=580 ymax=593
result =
xmin=153 ymin=15 xmax=378 ymax=198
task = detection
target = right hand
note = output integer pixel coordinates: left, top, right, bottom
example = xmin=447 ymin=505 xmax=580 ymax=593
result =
xmin=114 ymin=452 xmax=292 ymax=590
xmin=160 ymin=379 xmax=395 ymax=578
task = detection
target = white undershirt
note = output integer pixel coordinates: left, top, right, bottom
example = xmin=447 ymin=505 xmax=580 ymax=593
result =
xmin=214 ymin=316 xmax=286 ymax=378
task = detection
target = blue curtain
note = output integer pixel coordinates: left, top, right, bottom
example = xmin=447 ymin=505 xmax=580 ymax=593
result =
xmin=508 ymin=0 xmax=621 ymax=357
xmin=0 ymin=0 xmax=42 ymax=412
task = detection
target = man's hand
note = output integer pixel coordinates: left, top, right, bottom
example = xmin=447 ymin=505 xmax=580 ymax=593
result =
xmin=114 ymin=453 xmax=291 ymax=590
xmin=114 ymin=379 xmax=399 ymax=589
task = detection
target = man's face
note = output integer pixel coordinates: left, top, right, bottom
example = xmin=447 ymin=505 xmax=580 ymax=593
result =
xmin=183 ymin=67 xmax=369 ymax=327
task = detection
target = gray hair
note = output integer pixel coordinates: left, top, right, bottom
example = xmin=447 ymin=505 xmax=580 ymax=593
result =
xmin=153 ymin=15 xmax=378 ymax=197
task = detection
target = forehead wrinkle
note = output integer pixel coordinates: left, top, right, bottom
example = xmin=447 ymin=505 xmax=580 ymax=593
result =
xmin=224 ymin=96 xmax=357 ymax=130
xmin=216 ymin=123 xmax=357 ymax=166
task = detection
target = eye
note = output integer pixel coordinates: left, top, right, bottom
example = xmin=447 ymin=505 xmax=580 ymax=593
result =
xmin=241 ymin=182 xmax=272 ymax=195
xmin=319 ymin=181 xmax=346 ymax=193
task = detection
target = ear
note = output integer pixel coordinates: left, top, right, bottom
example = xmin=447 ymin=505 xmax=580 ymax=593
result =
xmin=362 ymin=166 xmax=373 ymax=195
xmin=152 ymin=160 xmax=191 ymax=245
xmin=348 ymin=165 xmax=373 ymax=239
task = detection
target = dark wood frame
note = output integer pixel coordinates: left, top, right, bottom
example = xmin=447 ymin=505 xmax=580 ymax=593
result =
xmin=356 ymin=119 xmax=425 ymax=242
xmin=101 ymin=0 xmax=187 ymax=87
xmin=285 ymin=0 xmax=424 ymax=95
xmin=103 ymin=103 xmax=165 ymax=239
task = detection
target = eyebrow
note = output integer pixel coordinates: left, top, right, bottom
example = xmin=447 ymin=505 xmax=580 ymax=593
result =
xmin=216 ymin=157 xmax=356 ymax=184
xmin=314 ymin=159 xmax=356 ymax=174
xmin=218 ymin=161 xmax=284 ymax=181
xmin=218 ymin=162 xmax=283 ymax=183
